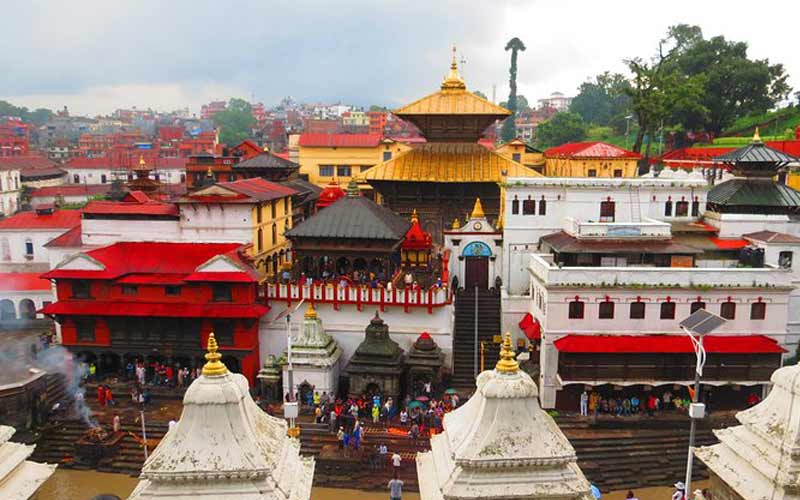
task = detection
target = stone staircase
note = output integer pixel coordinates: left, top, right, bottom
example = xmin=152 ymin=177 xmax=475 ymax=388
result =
xmin=451 ymin=288 xmax=501 ymax=389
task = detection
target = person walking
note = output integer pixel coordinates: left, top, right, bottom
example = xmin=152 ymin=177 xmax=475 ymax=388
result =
xmin=97 ymin=385 xmax=106 ymax=407
xmin=372 ymin=403 xmax=380 ymax=423
xmin=337 ymin=427 xmax=345 ymax=449
xmin=388 ymin=473 xmax=404 ymax=500
xmin=353 ymin=421 xmax=361 ymax=450
xmin=112 ymin=414 xmax=121 ymax=433
xmin=329 ymin=408 xmax=338 ymax=433
xmin=105 ymin=386 xmax=115 ymax=407
xmin=580 ymin=390 xmax=589 ymax=417
xmin=391 ymin=451 xmax=402 ymax=475
xmin=399 ymin=409 xmax=408 ymax=427
xmin=379 ymin=443 xmax=388 ymax=469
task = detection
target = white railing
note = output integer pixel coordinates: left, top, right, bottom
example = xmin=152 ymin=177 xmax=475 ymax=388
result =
xmin=563 ymin=216 xmax=671 ymax=239
xmin=265 ymin=282 xmax=451 ymax=312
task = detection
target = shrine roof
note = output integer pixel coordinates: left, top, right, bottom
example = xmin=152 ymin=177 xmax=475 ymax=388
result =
xmin=541 ymin=231 xmax=702 ymax=254
xmin=708 ymin=178 xmax=800 ymax=207
xmin=544 ymin=141 xmax=641 ymax=159
xmin=361 ymin=142 xmax=540 ymax=183
xmin=43 ymin=226 xmax=83 ymax=248
xmin=233 ymin=151 xmax=298 ymax=169
xmin=394 ymin=88 xmax=510 ymax=117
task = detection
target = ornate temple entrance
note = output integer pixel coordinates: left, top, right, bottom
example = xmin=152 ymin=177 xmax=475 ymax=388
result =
xmin=464 ymin=257 xmax=489 ymax=289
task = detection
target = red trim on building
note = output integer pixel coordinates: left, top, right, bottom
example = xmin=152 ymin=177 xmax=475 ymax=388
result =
xmin=554 ymin=334 xmax=785 ymax=354
xmin=41 ymin=300 xmax=268 ymax=319
xmin=709 ymin=237 xmax=749 ymax=250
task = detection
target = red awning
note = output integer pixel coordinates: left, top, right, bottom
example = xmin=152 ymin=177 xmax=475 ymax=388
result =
xmin=554 ymin=334 xmax=785 ymax=354
xmin=40 ymin=300 xmax=269 ymax=319
xmin=709 ymin=237 xmax=749 ymax=250
xmin=518 ymin=312 xmax=541 ymax=340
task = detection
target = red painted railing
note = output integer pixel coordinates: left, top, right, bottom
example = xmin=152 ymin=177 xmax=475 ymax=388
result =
xmin=266 ymin=283 xmax=451 ymax=313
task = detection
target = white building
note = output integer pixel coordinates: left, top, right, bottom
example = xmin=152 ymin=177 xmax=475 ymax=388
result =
xmin=443 ymin=198 xmax=502 ymax=289
xmin=0 ymin=273 xmax=55 ymax=321
xmin=417 ymin=335 xmax=593 ymax=500
xmin=0 ymin=426 xmax=55 ymax=500
xmin=0 ymin=164 xmax=21 ymax=217
xmin=537 ymin=91 xmax=573 ymax=111
xmin=63 ymin=157 xmax=186 ymax=186
xmin=281 ymin=303 xmax=342 ymax=397
xmin=0 ymin=206 xmax=82 ymax=273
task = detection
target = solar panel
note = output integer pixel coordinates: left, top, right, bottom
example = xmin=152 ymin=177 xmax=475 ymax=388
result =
xmin=680 ymin=308 xmax=726 ymax=334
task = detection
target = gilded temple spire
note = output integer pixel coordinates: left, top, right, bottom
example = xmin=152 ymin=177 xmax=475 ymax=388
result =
xmin=753 ymin=126 xmax=762 ymax=143
xmin=495 ymin=332 xmax=519 ymax=373
xmin=202 ymin=332 xmax=228 ymax=376
xmin=470 ymin=198 xmax=485 ymax=219
xmin=441 ymin=45 xmax=466 ymax=91
xmin=305 ymin=302 xmax=317 ymax=319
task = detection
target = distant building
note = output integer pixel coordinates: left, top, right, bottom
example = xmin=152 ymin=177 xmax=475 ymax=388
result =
xmin=0 ymin=119 xmax=30 ymax=157
xmin=201 ymin=100 xmax=227 ymax=120
xmin=537 ymin=91 xmax=573 ymax=111
xmin=544 ymin=141 xmax=641 ymax=177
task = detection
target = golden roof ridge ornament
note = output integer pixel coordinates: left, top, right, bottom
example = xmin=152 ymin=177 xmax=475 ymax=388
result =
xmin=139 ymin=155 xmax=146 ymax=167
xmin=753 ymin=127 xmax=762 ymax=143
xmin=305 ymin=302 xmax=317 ymax=319
xmin=471 ymin=197 xmax=485 ymax=219
xmin=495 ymin=332 xmax=519 ymax=373
xmin=411 ymin=208 xmax=419 ymax=223
xmin=441 ymin=45 xmax=466 ymax=91
xmin=202 ymin=332 xmax=228 ymax=376
xmin=451 ymin=217 xmax=460 ymax=230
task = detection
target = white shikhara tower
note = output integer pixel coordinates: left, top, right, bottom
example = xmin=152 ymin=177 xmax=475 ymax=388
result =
xmin=696 ymin=361 xmax=800 ymax=500
xmin=129 ymin=333 xmax=314 ymax=500
xmin=416 ymin=333 xmax=593 ymax=500
xmin=281 ymin=303 xmax=342 ymax=397
xmin=0 ymin=426 xmax=55 ymax=500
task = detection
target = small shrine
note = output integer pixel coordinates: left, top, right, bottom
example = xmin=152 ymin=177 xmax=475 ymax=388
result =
xmin=344 ymin=312 xmax=405 ymax=400
xmin=416 ymin=333 xmax=593 ymax=500
xmin=443 ymin=198 xmax=503 ymax=289
xmin=0 ymin=426 xmax=55 ymax=499
xmin=316 ymin=179 xmax=346 ymax=209
xmin=127 ymin=155 xmax=162 ymax=196
xmin=405 ymin=332 xmax=444 ymax=394
xmin=401 ymin=209 xmax=433 ymax=268
xmin=281 ymin=303 xmax=343 ymax=398
xmin=257 ymin=354 xmax=283 ymax=402
xmin=695 ymin=361 xmax=800 ymax=500
xmin=129 ymin=333 xmax=314 ymax=500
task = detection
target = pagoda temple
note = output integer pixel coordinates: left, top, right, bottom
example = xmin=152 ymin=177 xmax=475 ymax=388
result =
xmin=405 ymin=332 xmax=444 ymax=392
xmin=344 ymin=312 xmax=405 ymax=399
xmin=695 ymin=360 xmax=800 ymax=500
xmin=708 ymin=128 xmax=800 ymax=215
xmin=127 ymin=155 xmax=162 ymax=196
xmin=416 ymin=333 xmax=593 ymax=500
xmin=129 ymin=333 xmax=314 ymax=500
xmin=362 ymin=48 xmax=541 ymax=242
xmin=281 ymin=303 xmax=343 ymax=397
xmin=401 ymin=209 xmax=433 ymax=268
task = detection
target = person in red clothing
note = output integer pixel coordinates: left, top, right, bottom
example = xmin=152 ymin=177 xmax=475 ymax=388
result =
xmin=97 ymin=385 xmax=106 ymax=407
xmin=647 ymin=394 xmax=657 ymax=417
xmin=165 ymin=365 xmax=174 ymax=387
xmin=105 ymin=386 xmax=115 ymax=407
xmin=747 ymin=392 xmax=761 ymax=407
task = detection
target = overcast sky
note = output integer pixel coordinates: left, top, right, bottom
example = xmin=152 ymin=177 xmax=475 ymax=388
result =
xmin=3 ymin=0 xmax=798 ymax=116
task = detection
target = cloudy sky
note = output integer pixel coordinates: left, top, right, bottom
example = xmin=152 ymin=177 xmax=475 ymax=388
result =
xmin=3 ymin=0 xmax=798 ymax=116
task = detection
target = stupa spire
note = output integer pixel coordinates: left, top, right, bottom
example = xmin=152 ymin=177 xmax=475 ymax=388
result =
xmin=470 ymin=197 xmax=485 ymax=219
xmin=495 ymin=332 xmax=519 ymax=373
xmin=752 ymin=126 xmax=762 ymax=143
xmin=441 ymin=45 xmax=466 ymax=91
xmin=305 ymin=302 xmax=317 ymax=319
xmin=202 ymin=332 xmax=228 ymax=376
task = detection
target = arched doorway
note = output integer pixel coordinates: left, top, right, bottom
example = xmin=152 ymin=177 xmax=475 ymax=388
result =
xmin=462 ymin=241 xmax=492 ymax=289
xmin=0 ymin=299 xmax=16 ymax=320
xmin=19 ymin=299 xmax=36 ymax=320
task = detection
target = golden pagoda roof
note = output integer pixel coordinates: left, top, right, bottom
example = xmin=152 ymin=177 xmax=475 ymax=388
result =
xmin=361 ymin=142 xmax=541 ymax=183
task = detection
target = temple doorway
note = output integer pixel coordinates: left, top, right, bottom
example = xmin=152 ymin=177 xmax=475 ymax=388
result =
xmin=464 ymin=257 xmax=489 ymax=289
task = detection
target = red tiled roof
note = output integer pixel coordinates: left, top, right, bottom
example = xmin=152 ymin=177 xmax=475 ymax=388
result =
xmin=0 ymin=209 xmax=81 ymax=230
xmin=545 ymin=142 xmax=641 ymax=159
xmin=217 ymin=177 xmax=297 ymax=202
xmin=0 ymin=156 xmax=57 ymax=170
xmin=554 ymin=334 xmax=785 ymax=354
xmin=82 ymin=200 xmax=179 ymax=217
xmin=0 ymin=273 xmax=52 ymax=291
xmin=124 ymin=191 xmax=151 ymax=203
xmin=44 ymin=226 xmax=82 ymax=248
xmin=31 ymin=184 xmax=111 ymax=198
xmin=402 ymin=214 xmax=432 ymax=250
xmin=40 ymin=300 xmax=268 ymax=319
xmin=743 ymin=231 xmax=800 ymax=244
xmin=299 ymin=133 xmax=383 ymax=148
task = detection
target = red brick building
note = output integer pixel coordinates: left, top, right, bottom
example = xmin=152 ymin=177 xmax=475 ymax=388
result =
xmin=41 ymin=242 xmax=268 ymax=384
xmin=0 ymin=119 xmax=30 ymax=157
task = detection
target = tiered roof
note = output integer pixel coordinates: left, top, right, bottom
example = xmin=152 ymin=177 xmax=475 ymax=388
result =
xmin=402 ymin=210 xmax=432 ymax=250
xmin=179 ymin=177 xmax=298 ymax=204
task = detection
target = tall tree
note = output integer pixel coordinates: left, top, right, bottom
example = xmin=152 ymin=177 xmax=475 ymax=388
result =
xmin=213 ymin=98 xmax=256 ymax=146
xmin=534 ymin=111 xmax=587 ymax=148
xmin=570 ymin=72 xmax=632 ymax=132
xmin=501 ymin=37 xmax=526 ymax=141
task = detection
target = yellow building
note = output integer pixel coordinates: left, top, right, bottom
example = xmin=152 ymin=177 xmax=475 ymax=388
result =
xmin=342 ymin=110 xmax=369 ymax=127
xmin=495 ymin=138 xmax=545 ymax=173
xmin=178 ymin=177 xmax=295 ymax=276
xmin=298 ymin=133 xmax=411 ymax=192
xmin=544 ymin=141 xmax=641 ymax=177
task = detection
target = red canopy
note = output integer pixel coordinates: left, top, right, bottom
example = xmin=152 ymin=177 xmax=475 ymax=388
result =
xmin=402 ymin=211 xmax=432 ymax=250
xmin=317 ymin=181 xmax=346 ymax=209
xmin=518 ymin=312 xmax=541 ymax=340
xmin=554 ymin=334 xmax=785 ymax=354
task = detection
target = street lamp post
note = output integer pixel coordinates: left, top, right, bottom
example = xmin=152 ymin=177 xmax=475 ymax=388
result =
xmin=473 ymin=285 xmax=479 ymax=378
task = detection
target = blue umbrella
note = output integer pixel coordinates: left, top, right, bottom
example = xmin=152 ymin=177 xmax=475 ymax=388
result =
xmin=590 ymin=484 xmax=602 ymax=499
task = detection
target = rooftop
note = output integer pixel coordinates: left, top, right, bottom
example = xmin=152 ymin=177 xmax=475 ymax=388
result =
xmin=0 ymin=209 xmax=81 ymax=230
xmin=743 ymin=230 xmax=800 ymax=244
xmin=544 ymin=141 xmax=642 ymax=159
xmin=233 ymin=151 xmax=298 ymax=170
xmin=298 ymin=133 xmax=383 ymax=148
xmin=180 ymin=177 xmax=298 ymax=204
xmin=0 ymin=273 xmax=52 ymax=291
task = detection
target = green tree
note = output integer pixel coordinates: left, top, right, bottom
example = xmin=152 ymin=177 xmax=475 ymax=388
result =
xmin=570 ymin=72 xmax=632 ymax=132
xmin=213 ymin=98 xmax=256 ymax=146
xmin=534 ymin=111 xmax=587 ymax=148
xmin=500 ymin=95 xmax=529 ymax=112
xmin=0 ymin=100 xmax=54 ymax=126
xmin=501 ymin=37 xmax=526 ymax=141
xmin=661 ymin=24 xmax=791 ymax=134
xmin=473 ymin=90 xmax=488 ymax=100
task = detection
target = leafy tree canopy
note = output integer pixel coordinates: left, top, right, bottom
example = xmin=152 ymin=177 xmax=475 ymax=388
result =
xmin=0 ymin=100 xmax=54 ymax=126
xmin=473 ymin=90 xmax=488 ymax=100
xmin=213 ymin=98 xmax=256 ymax=146
xmin=534 ymin=111 xmax=587 ymax=149
xmin=570 ymin=72 xmax=632 ymax=133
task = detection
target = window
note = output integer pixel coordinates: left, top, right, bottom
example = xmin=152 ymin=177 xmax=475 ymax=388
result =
xmin=180 ymin=173 xmax=186 ymax=183
xmin=272 ymin=223 xmax=277 ymax=245
xmin=256 ymin=228 xmax=263 ymax=252
xmin=154 ymin=173 xmax=160 ymax=181
xmin=212 ymin=284 xmax=232 ymax=302
xmin=660 ymin=301 xmax=676 ymax=319
xmin=271 ymin=201 xmax=276 ymax=219
xmin=598 ymin=300 xmax=615 ymax=319
xmin=750 ymin=302 xmax=766 ymax=320
xmin=779 ymin=251 xmax=793 ymax=269
xmin=165 ymin=285 xmax=181 ymax=296
xmin=73 ymin=174 xmax=80 ymax=184
xmin=100 ymin=174 xmax=107 ymax=184
xmin=568 ymin=300 xmax=585 ymax=319
xmin=512 ymin=153 xmax=521 ymax=162
xmin=511 ymin=196 xmax=519 ymax=215
xmin=664 ymin=200 xmax=673 ymax=216
xmin=676 ymin=201 xmax=689 ymax=217
xmin=319 ymin=165 xmax=334 ymax=177
xmin=600 ymin=201 xmax=615 ymax=222
xmin=691 ymin=200 xmax=700 ymax=216
xmin=720 ymin=302 xmax=736 ymax=319
xmin=383 ymin=151 xmax=392 ymax=161
xmin=256 ymin=206 xmax=262 ymax=224
xmin=539 ymin=198 xmax=547 ymax=215
xmin=690 ymin=301 xmax=706 ymax=314
xmin=613 ymin=169 xmax=623 ymax=178
xmin=629 ymin=301 xmax=645 ymax=319
xmin=284 ymin=197 xmax=289 ymax=214
xmin=522 ymin=197 xmax=536 ymax=215
xmin=588 ymin=169 xmax=597 ymax=177
xmin=336 ymin=165 xmax=352 ymax=177
xmin=75 ymin=319 xmax=96 ymax=342
xmin=122 ymin=285 xmax=138 ymax=296
xmin=24 ymin=239 xmax=33 ymax=256
xmin=213 ymin=321 xmax=235 ymax=346
xmin=72 ymin=280 xmax=91 ymax=299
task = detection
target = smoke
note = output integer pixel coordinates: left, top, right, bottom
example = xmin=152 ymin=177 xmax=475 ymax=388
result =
xmin=35 ymin=345 xmax=97 ymax=427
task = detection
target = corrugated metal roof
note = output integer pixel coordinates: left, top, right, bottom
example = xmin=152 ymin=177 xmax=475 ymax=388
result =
xmin=713 ymin=141 xmax=799 ymax=165
xmin=708 ymin=179 xmax=800 ymax=207
xmin=286 ymin=195 xmax=410 ymax=241
xmin=541 ymin=231 xmax=702 ymax=254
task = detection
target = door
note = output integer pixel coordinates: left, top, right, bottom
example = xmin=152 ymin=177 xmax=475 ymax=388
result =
xmin=464 ymin=257 xmax=489 ymax=289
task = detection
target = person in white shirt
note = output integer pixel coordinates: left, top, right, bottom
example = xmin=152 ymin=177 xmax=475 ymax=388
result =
xmin=580 ymin=391 xmax=589 ymax=417
xmin=388 ymin=474 xmax=404 ymax=500
xmin=391 ymin=451 xmax=402 ymax=474
xmin=399 ymin=409 xmax=408 ymax=426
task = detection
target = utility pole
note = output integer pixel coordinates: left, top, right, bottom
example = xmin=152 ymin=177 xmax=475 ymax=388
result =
xmin=140 ymin=407 xmax=148 ymax=460
xmin=473 ymin=285 xmax=479 ymax=378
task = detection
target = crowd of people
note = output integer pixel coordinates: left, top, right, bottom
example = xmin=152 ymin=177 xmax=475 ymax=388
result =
xmin=580 ymin=390 xmax=706 ymax=417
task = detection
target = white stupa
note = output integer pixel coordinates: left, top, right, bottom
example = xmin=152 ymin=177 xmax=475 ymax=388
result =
xmin=129 ymin=333 xmax=314 ymax=500
xmin=416 ymin=333 xmax=593 ymax=500
xmin=695 ymin=361 xmax=800 ymax=500
xmin=281 ymin=303 xmax=342 ymax=397
xmin=0 ymin=426 xmax=55 ymax=500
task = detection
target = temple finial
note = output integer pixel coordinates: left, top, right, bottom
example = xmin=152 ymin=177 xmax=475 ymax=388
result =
xmin=471 ymin=198 xmax=485 ymax=219
xmin=139 ymin=155 xmax=146 ymax=167
xmin=411 ymin=209 xmax=419 ymax=223
xmin=305 ymin=302 xmax=317 ymax=319
xmin=495 ymin=332 xmax=519 ymax=373
xmin=441 ymin=45 xmax=466 ymax=91
xmin=451 ymin=217 xmax=461 ymax=230
xmin=753 ymin=127 xmax=762 ymax=143
xmin=346 ymin=179 xmax=360 ymax=197
xmin=202 ymin=332 xmax=228 ymax=376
